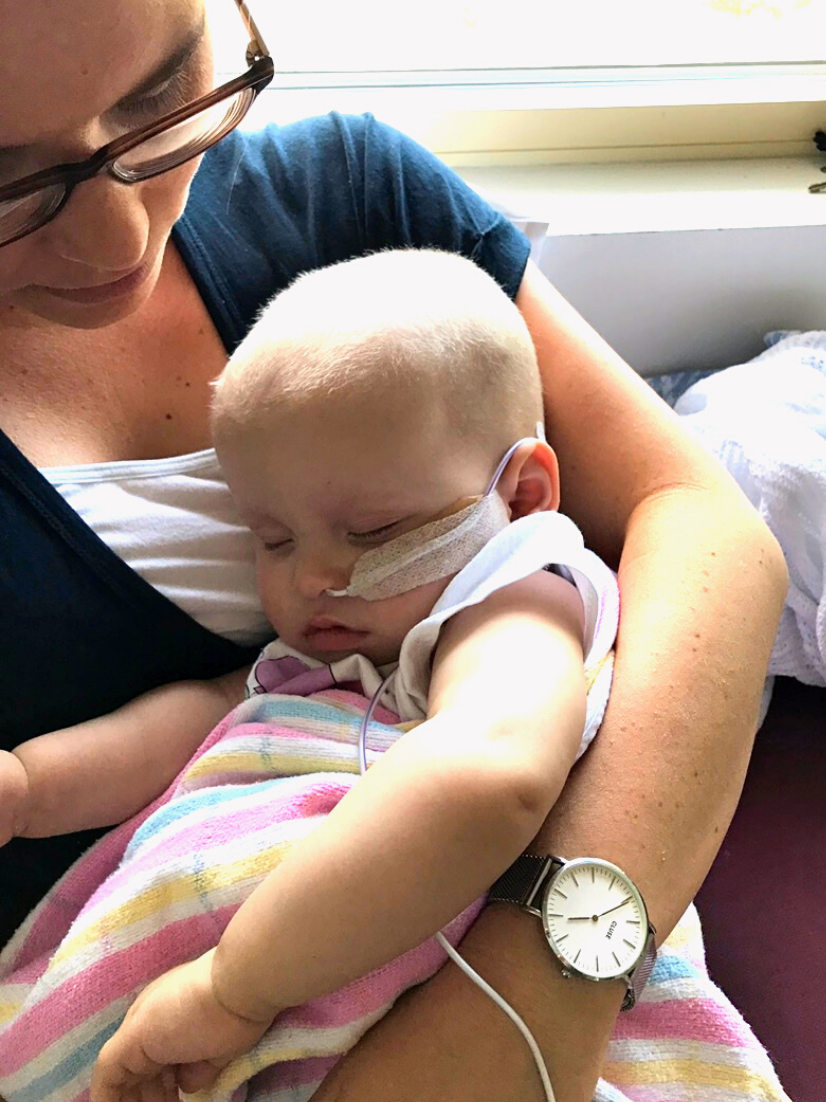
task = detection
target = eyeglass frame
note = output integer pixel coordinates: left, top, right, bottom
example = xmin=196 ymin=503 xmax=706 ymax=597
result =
xmin=0 ymin=0 xmax=274 ymax=246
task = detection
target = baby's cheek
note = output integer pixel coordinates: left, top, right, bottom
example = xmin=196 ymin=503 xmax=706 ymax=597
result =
xmin=256 ymin=558 xmax=292 ymax=634
xmin=374 ymin=576 xmax=456 ymax=640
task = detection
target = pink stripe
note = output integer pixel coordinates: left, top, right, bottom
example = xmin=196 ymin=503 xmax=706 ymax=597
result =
xmin=204 ymin=723 xmax=371 ymax=757
xmin=253 ymin=1055 xmax=340 ymax=1094
xmin=0 ymin=906 xmax=236 ymax=1071
xmin=321 ymin=689 xmax=399 ymax=724
xmin=612 ymin=996 xmax=757 ymax=1048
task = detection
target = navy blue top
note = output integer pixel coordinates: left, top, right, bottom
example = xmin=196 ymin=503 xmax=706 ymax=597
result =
xmin=0 ymin=112 xmax=530 ymax=944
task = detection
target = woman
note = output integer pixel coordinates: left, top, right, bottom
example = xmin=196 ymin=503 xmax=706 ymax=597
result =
xmin=0 ymin=0 xmax=786 ymax=1099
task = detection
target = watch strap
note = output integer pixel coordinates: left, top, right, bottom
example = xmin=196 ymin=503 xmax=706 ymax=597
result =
xmin=622 ymin=927 xmax=657 ymax=1011
xmin=488 ymin=854 xmax=562 ymax=914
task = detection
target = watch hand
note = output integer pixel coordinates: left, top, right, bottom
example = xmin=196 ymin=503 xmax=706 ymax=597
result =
xmin=597 ymin=897 xmax=633 ymax=918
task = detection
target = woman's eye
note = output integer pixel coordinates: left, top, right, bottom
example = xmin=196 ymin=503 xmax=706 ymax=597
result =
xmin=118 ymin=66 xmax=198 ymax=121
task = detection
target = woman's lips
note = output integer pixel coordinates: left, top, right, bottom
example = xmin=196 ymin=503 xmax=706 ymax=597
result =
xmin=42 ymin=262 xmax=151 ymax=304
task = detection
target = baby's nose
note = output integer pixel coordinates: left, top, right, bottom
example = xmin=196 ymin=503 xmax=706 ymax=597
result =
xmin=294 ymin=555 xmax=352 ymax=600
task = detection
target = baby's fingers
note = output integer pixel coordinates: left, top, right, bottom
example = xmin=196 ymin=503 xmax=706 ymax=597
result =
xmin=91 ymin=1035 xmax=169 ymax=1102
xmin=136 ymin=1070 xmax=179 ymax=1102
xmin=176 ymin=1059 xmax=225 ymax=1095
xmin=92 ymin=1072 xmax=177 ymax=1102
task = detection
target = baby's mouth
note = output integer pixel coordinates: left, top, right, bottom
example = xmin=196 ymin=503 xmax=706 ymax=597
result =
xmin=303 ymin=616 xmax=369 ymax=653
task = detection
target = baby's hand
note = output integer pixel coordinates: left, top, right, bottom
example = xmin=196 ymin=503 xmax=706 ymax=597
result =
xmin=0 ymin=751 xmax=30 ymax=846
xmin=91 ymin=949 xmax=273 ymax=1102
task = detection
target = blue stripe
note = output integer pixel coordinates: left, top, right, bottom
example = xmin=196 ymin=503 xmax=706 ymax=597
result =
xmin=240 ymin=696 xmax=398 ymax=736
xmin=648 ymin=953 xmax=702 ymax=984
xmin=11 ymin=1018 xmax=120 ymax=1102
xmin=126 ymin=778 xmax=295 ymax=853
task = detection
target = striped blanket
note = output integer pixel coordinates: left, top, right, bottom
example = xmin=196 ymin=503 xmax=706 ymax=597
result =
xmin=0 ymin=687 xmax=789 ymax=1102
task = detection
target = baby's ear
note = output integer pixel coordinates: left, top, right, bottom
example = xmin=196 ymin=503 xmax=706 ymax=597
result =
xmin=501 ymin=440 xmax=560 ymax=519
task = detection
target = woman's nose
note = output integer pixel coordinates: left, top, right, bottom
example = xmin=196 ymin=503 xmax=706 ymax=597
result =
xmin=294 ymin=554 xmax=352 ymax=600
xmin=46 ymin=175 xmax=150 ymax=273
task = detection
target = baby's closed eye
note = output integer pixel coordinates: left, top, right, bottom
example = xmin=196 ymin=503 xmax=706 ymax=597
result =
xmin=258 ymin=533 xmax=294 ymax=554
xmin=347 ymin=519 xmax=408 ymax=545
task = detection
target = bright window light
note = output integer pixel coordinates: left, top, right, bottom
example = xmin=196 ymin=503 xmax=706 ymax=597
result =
xmin=210 ymin=0 xmax=824 ymax=77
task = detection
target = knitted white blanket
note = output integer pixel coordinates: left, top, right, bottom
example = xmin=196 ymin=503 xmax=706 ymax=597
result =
xmin=677 ymin=330 xmax=826 ymax=687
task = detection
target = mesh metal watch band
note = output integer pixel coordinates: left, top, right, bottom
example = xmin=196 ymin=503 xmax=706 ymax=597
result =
xmin=489 ymin=854 xmax=561 ymax=913
xmin=623 ymin=929 xmax=658 ymax=1010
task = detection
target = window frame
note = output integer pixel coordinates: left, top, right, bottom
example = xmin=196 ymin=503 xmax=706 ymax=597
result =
xmin=241 ymin=62 xmax=826 ymax=165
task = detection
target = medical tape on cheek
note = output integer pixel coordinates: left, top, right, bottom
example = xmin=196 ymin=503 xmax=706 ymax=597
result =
xmin=326 ymin=492 xmax=511 ymax=601
xmin=325 ymin=433 xmax=543 ymax=602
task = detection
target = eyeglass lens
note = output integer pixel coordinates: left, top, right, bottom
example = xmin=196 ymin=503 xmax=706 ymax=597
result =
xmin=0 ymin=87 xmax=254 ymax=245
xmin=112 ymin=88 xmax=254 ymax=180
xmin=0 ymin=187 xmax=65 ymax=244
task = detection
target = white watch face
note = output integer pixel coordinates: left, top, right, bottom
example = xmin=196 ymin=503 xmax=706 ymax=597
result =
xmin=541 ymin=859 xmax=648 ymax=981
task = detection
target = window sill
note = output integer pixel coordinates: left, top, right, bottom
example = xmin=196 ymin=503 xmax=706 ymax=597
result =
xmin=247 ymin=71 xmax=826 ymax=164
xmin=458 ymin=156 xmax=826 ymax=237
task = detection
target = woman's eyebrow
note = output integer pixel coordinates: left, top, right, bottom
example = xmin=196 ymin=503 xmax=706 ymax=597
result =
xmin=0 ymin=20 xmax=207 ymax=167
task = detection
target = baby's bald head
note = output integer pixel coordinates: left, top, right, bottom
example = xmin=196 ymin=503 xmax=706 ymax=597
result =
xmin=212 ymin=249 xmax=543 ymax=455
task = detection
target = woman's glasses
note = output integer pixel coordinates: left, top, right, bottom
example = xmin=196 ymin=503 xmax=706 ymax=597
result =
xmin=0 ymin=0 xmax=274 ymax=248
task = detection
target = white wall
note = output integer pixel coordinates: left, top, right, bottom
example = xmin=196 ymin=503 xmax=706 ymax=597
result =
xmin=530 ymin=224 xmax=826 ymax=376
xmin=461 ymin=159 xmax=826 ymax=376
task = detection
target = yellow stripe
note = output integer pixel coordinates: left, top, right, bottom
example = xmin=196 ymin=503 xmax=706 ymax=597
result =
xmin=198 ymin=1042 xmax=361 ymax=1100
xmin=183 ymin=749 xmax=360 ymax=782
xmin=53 ymin=838 xmax=297 ymax=965
xmin=604 ymin=1058 xmax=787 ymax=1099
xmin=0 ymin=1001 xmax=21 ymax=1025
xmin=660 ymin=922 xmax=699 ymax=952
xmin=584 ymin=650 xmax=613 ymax=693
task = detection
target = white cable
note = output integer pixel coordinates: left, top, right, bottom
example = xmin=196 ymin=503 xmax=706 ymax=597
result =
xmin=435 ymin=932 xmax=556 ymax=1102
xmin=358 ymin=671 xmax=395 ymax=775
xmin=358 ymin=677 xmax=556 ymax=1102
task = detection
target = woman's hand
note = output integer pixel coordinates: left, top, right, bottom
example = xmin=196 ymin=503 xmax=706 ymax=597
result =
xmin=90 ymin=950 xmax=273 ymax=1102
xmin=0 ymin=751 xmax=29 ymax=846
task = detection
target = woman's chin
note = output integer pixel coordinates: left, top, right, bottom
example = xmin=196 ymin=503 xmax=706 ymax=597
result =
xmin=11 ymin=251 xmax=163 ymax=329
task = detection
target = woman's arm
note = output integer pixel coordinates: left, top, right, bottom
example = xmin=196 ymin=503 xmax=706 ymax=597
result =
xmin=0 ymin=667 xmax=248 ymax=842
xmin=309 ymin=263 xmax=788 ymax=1102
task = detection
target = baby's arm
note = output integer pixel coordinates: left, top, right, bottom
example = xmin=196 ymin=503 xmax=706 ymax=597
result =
xmin=0 ymin=667 xmax=248 ymax=845
xmin=211 ymin=569 xmax=587 ymax=1021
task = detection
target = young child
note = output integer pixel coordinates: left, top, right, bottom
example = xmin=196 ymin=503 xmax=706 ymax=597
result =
xmin=0 ymin=250 xmax=617 ymax=1102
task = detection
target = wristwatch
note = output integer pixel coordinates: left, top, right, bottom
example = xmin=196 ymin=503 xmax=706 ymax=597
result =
xmin=488 ymin=855 xmax=657 ymax=1010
